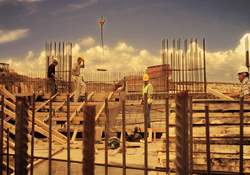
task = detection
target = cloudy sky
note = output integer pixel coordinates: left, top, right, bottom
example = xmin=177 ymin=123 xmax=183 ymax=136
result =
xmin=0 ymin=0 xmax=250 ymax=81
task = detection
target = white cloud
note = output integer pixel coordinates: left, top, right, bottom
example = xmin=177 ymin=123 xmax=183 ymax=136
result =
xmin=2 ymin=34 xmax=250 ymax=82
xmin=17 ymin=0 xmax=43 ymax=2
xmin=206 ymin=33 xmax=250 ymax=82
xmin=80 ymin=37 xmax=95 ymax=48
xmin=0 ymin=28 xmax=30 ymax=44
xmin=68 ymin=0 xmax=98 ymax=10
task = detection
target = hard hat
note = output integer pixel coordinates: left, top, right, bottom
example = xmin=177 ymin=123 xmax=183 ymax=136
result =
xmin=143 ymin=73 xmax=149 ymax=81
xmin=238 ymin=66 xmax=249 ymax=74
xmin=53 ymin=57 xmax=58 ymax=63
xmin=78 ymin=57 xmax=84 ymax=62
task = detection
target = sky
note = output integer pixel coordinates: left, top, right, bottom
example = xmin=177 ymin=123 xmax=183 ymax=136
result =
xmin=0 ymin=0 xmax=250 ymax=82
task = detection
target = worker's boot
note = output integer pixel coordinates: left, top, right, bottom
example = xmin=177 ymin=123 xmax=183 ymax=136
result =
xmin=140 ymin=128 xmax=152 ymax=143
xmin=95 ymin=127 xmax=103 ymax=144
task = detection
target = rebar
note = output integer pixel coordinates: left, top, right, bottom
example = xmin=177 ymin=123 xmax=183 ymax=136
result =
xmin=143 ymin=93 xmax=148 ymax=175
xmin=239 ymin=97 xmax=244 ymax=174
xmin=30 ymin=93 xmax=35 ymax=175
xmin=122 ymin=100 xmax=126 ymax=175
xmin=165 ymin=97 xmax=170 ymax=173
xmin=0 ymin=95 xmax=4 ymax=175
xmin=104 ymin=98 xmax=109 ymax=175
xmin=6 ymin=128 xmax=9 ymax=175
xmin=48 ymin=98 xmax=52 ymax=175
xmin=67 ymin=93 xmax=71 ymax=175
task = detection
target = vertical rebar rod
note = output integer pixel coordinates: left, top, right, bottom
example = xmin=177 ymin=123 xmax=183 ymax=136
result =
xmin=177 ymin=39 xmax=181 ymax=92
xmin=63 ymin=42 xmax=65 ymax=83
xmin=173 ymin=39 xmax=176 ymax=94
xmin=205 ymin=104 xmax=211 ymax=173
xmin=82 ymin=105 xmax=96 ymax=175
xmin=184 ymin=39 xmax=188 ymax=91
xmin=0 ymin=95 xmax=4 ymax=175
xmin=58 ymin=42 xmax=61 ymax=90
xmin=104 ymin=98 xmax=109 ymax=175
xmin=122 ymin=100 xmax=126 ymax=175
xmin=203 ymin=39 xmax=207 ymax=94
xmin=165 ymin=97 xmax=170 ymax=173
xmin=65 ymin=42 xmax=68 ymax=86
xmin=162 ymin=39 xmax=166 ymax=65
xmin=67 ymin=93 xmax=71 ymax=175
xmin=182 ymin=52 xmax=185 ymax=91
xmin=199 ymin=51 xmax=203 ymax=92
xmin=68 ymin=43 xmax=73 ymax=93
xmin=6 ymin=128 xmax=9 ymax=175
xmin=170 ymin=53 xmax=173 ymax=95
xmin=46 ymin=42 xmax=49 ymax=93
xmin=195 ymin=39 xmax=198 ymax=93
xmin=143 ymin=93 xmax=148 ymax=175
xmin=48 ymin=99 xmax=52 ymax=175
xmin=166 ymin=39 xmax=169 ymax=65
xmin=30 ymin=94 xmax=35 ymax=175
xmin=190 ymin=39 xmax=193 ymax=93
xmin=239 ymin=97 xmax=244 ymax=174
xmin=245 ymin=36 xmax=249 ymax=71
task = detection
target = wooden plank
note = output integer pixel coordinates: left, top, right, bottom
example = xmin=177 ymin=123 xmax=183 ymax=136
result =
xmin=95 ymin=91 xmax=114 ymax=121
xmin=43 ymin=92 xmax=74 ymax=122
xmin=1 ymin=87 xmax=68 ymax=143
xmin=3 ymin=107 xmax=66 ymax=144
xmin=71 ymin=127 xmax=78 ymax=142
xmin=207 ymin=87 xmax=234 ymax=100
xmin=35 ymin=92 xmax=59 ymax=112
xmin=64 ymin=92 xmax=94 ymax=126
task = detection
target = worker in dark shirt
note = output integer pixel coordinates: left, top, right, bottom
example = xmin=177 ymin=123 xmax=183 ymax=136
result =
xmin=48 ymin=58 xmax=58 ymax=96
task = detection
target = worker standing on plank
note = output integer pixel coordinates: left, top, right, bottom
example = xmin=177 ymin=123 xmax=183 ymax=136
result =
xmin=141 ymin=72 xmax=153 ymax=142
xmin=72 ymin=57 xmax=86 ymax=102
xmin=47 ymin=57 xmax=58 ymax=96
xmin=238 ymin=66 xmax=250 ymax=98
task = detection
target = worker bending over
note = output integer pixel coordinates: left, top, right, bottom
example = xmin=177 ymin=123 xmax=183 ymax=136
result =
xmin=72 ymin=57 xmax=86 ymax=102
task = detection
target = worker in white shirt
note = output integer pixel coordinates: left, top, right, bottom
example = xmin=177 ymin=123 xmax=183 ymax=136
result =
xmin=72 ymin=57 xmax=86 ymax=102
xmin=237 ymin=66 xmax=250 ymax=98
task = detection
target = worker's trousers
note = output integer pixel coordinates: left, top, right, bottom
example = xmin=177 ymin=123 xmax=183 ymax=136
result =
xmin=147 ymin=104 xmax=151 ymax=128
xmin=49 ymin=78 xmax=57 ymax=96
xmin=73 ymin=75 xmax=86 ymax=102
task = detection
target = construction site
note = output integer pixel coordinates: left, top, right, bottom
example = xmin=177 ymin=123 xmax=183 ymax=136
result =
xmin=0 ymin=35 xmax=249 ymax=175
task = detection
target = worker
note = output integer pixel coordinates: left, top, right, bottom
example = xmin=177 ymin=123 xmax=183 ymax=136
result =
xmin=47 ymin=57 xmax=58 ymax=96
xmin=72 ymin=57 xmax=86 ymax=102
xmin=237 ymin=66 xmax=250 ymax=98
xmin=141 ymin=73 xmax=153 ymax=142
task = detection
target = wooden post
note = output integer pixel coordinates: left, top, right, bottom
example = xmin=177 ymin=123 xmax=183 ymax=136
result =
xmin=82 ymin=105 xmax=96 ymax=175
xmin=165 ymin=97 xmax=170 ymax=174
xmin=205 ymin=104 xmax=211 ymax=173
xmin=239 ymin=97 xmax=244 ymax=174
xmin=15 ymin=95 xmax=29 ymax=175
xmin=175 ymin=91 xmax=189 ymax=175
xmin=0 ymin=95 xmax=4 ymax=175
